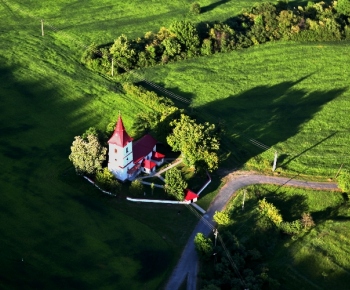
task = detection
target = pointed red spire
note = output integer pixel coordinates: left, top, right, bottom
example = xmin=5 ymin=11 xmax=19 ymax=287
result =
xmin=108 ymin=115 xmax=133 ymax=147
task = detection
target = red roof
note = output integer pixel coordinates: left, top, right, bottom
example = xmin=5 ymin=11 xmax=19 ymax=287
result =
xmin=142 ymin=159 xmax=157 ymax=170
xmin=184 ymin=189 xmax=198 ymax=201
xmin=133 ymin=134 xmax=157 ymax=163
xmin=152 ymin=151 xmax=165 ymax=160
xmin=108 ymin=116 xmax=133 ymax=147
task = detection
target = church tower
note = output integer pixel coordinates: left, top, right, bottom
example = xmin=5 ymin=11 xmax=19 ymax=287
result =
xmin=107 ymin=115 xmax=134 ymax=181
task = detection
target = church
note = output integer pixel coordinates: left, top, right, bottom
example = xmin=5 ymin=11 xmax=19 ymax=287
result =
xmin=107 ymin=115 xmax=165 ymax=181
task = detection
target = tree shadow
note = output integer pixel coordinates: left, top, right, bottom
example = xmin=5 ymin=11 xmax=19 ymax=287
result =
xmin=136 ymin=80 xmax=196 ymax=107
xmin=201 ymin=0 xmax=231 ymax=14
xmin=264 ymin=192 xmax=309 ymax=221
xmin=197 ymin=75 xmax=347 ymax=167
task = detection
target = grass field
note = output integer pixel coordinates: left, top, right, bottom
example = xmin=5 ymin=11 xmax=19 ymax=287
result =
xmin=223 ymin=185 xmax=350 ymax=289
xmin=1 ymin=0 xmax=350 ymax=288
xmin=142 ymin=41 xmax=350 ymax=178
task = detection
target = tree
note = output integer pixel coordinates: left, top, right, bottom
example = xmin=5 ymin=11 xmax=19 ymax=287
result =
xmin=213 ymin=211 xmax=231 ymax=226
xmin=337 ymin=0 xmax=350 ymax=16
xmin=165 ymin=167 xmax=188 ymax=200
xmin=167 ymin=114 xmax=220 ymax=172
xmin=258 ymin=198 xmax=283 ymax=226
xmin=194 ymin=233 xmax=213 ymax=260
xmin=109 ymin=34 xmax=137 ymax=71
xmin=169 ymin=21 xmax=200 ymax=55
xmin=337 ymin=171 xmax=350 ymax=192
xmin=69 ymin=134 xmax=107 ymax=175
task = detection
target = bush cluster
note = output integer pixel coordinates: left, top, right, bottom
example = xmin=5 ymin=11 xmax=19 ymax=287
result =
xmin=82 ymin=1 xmax=350 ymax=73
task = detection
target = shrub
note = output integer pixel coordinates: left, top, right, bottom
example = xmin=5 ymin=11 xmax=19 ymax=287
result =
xmin=213 ymin=211 xmax=231 ymax=226
xmin=337 ymin=171 xmax=350 ymax=192
xmin=279 ymin=220 xmax=303 ymax=235
xmin=95 ymin=168 xmax=121 ymax=193
xmin=190 ymin=2 xmax=201 ymax=15
xmin=129 ymin=179 xmax=144 ymax=196
xmin=301 ymin=212 xmax=315 ymax=229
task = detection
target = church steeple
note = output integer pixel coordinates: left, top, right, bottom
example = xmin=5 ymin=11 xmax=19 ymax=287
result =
xmin=108 ymin=115 xmax=133 ymax=147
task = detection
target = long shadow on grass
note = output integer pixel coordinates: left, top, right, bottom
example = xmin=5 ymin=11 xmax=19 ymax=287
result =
xmin=0 ymin=64 xmax=102 ymax=288
xmin=197 ymin=76 xmax=347 ymax=166
xmin=201 ymin=0 xmax=231 ymax=14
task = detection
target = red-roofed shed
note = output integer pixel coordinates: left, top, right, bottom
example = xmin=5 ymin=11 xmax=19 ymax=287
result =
xmin=184 ymin=189 xmax=198 ymax=202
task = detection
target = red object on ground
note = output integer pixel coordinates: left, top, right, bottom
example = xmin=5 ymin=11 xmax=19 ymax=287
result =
xmin=184 ymin=189 xmax=198 ymax=201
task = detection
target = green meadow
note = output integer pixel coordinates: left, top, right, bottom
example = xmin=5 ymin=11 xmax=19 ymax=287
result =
xmin=1 ymin=0 xmax=350 ymax=288
xmin=221 ymin=185 xmax=350 ymax=289
xmin=143 ymin=41 xmax=350 ymax=178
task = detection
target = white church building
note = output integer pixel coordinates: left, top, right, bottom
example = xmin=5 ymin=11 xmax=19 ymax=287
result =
xmin=107 ymin=115 xmax=165 ymax=181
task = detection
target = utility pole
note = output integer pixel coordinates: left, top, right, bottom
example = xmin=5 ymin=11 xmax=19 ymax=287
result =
xmin=111 ymin=58 xmax=114 ymax=76
xmin=213 ymin=229 xmax=218 ymax=247
xmin=242 ymin=189 xmax=246 ymax=210
xmin=272 ymin=151 xmax=278 ymax=171
xmin=41 ymin=19 xmax=44 ymax=37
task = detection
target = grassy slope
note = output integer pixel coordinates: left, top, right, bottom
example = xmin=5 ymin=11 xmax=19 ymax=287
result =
xmin=0 ymin=0 xmax=211 ymax=288
xmin=225 ymin=185 xmax=350 ymax=289
xmin=143 ymin=41 xmax=350 ymax=178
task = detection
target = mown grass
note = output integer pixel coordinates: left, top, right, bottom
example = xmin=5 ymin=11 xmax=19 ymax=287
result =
xmin=223 ymin=184 xmax=350 ymax=289
xmin=142 ymin=41 xmax=350 ymax=178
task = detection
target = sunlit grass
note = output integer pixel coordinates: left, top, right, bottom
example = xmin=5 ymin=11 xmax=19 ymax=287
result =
xmin=223 ymin=185 xmax=350 ymax=289
xmin=143 ymin=41 xmax=350 ymax=178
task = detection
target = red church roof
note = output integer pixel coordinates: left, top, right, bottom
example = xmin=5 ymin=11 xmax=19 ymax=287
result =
xmin=133 ymin=134 xmax=157 ymax=163
xmin=108 ymin=116 xmax=133 ymax=147
xmin=142 ymin=159 xmax=157 ymax=170
xmin=184 ymin=189 xmax=198 ymax=201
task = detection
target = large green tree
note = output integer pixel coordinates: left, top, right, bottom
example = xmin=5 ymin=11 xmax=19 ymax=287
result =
xmin=167 ymin=114 xmax=220 ymax=172
xmin=69 ymin=134 xmax=107 ymax=175
xmin=165 ymin=167 xmax=188 ymax=200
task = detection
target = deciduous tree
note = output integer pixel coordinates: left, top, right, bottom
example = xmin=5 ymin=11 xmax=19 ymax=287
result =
xmin=194 ymin=233 xmax=213 ymax=260
xmin=69 ymin=134 xmax=107 ymax=175
xmin=167 ymin=114 xmax=220 ymax=171
xmin=165 ymin=167 xmax=187 ymax=200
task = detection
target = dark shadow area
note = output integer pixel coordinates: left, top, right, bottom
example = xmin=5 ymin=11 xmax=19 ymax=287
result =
xmin=264 ymin=192 xmax=309 ymax=221
xmin=201 ymin=0 xmax=231 ymax=14
xmin=136 ymin=81 xmax=195 ymax=107
xmin=134 ymin=247 xmax=172 ymax=282
xmin=196 ymin=76 xmax=347 ymax=167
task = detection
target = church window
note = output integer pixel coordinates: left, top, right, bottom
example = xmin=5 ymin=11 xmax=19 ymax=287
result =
xmin=126 ymin=147 xmax=129 ymax=153
xmin=114 ymin=148 xmax=118 ymax=153
xmin=115 ymin=159 xmax=117 ymax=161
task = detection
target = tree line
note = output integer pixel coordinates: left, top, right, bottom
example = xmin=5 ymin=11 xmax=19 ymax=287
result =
xmin=82 ymin=0 xmax=350 ymax=74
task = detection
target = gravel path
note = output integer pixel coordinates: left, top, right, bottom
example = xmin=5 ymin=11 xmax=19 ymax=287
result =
xmin=164 ymin=172 xmax=339 ymax=290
